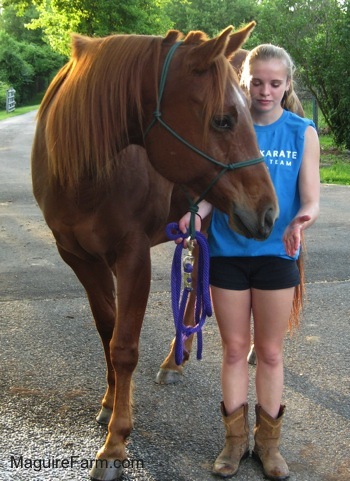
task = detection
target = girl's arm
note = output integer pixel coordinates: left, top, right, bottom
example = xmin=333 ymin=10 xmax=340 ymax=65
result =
xmin=283 ymin=125 xmax=320 ymax=257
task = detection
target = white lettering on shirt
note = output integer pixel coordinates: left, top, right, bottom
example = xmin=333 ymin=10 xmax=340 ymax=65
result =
xmin=260 ymin=149 xmax=297 ymax=166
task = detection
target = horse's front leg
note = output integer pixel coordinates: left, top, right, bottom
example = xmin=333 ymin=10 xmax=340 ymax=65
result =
xmin=90 ymin=234 xmax=151 ymax=481
xmin=155 ymin=246 xmax=199 ymax=384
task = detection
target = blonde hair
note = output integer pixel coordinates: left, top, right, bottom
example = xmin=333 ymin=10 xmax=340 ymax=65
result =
xmin=240 ymin=44 xmax=304 ymax=116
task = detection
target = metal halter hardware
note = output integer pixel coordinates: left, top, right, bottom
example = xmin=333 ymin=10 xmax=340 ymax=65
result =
xmin=144 ymin=41 xmax=265 ymax=237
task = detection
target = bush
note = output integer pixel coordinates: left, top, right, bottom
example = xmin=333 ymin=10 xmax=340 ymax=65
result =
xmin=0 ymin=31 xmax=65 ymax=106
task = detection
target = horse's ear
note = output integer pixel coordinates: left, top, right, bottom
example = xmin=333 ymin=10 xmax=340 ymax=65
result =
xmin=72 ymin=34 xmax=93 ymax=59
xmin=225 ymin=21 xmax=256 ymax=60
xmin=187 ymin=26 xmax=233 ymax=72
xmin=164 ymin=30 xmax=184 ymax=43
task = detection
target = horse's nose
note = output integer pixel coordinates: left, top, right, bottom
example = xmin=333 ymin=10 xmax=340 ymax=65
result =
xmin=260 ymin=206 xmax=277 ymax=239
xmin=265 ymin=206 xmax=276 ymax=229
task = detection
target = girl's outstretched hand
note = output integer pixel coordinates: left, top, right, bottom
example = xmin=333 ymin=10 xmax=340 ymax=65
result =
xmin=283 ymin=214 xmax=311 ymax=257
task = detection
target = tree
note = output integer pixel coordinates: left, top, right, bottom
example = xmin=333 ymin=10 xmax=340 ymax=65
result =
xmin=253 ymin=0 xmax=350 ymax=148
xmin=0 ymin=31 xmax=35 ymax=103
xmin=6 ymin=0 xmax=175 ymax=56
xmin=164 ymin=0 xmax=259 ymax=37
xmin=0 ymin=3 xmax=42 ymax=43
xmin=0 ymin=3 xmax=66 ymax=104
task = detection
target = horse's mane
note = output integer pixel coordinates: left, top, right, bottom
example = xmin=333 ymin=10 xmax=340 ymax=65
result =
xmin=38 ymin=30 xmax=236 ymax=186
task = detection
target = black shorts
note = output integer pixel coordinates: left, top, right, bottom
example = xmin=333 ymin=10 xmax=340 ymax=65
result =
xmin=210 ymin=256 xmax=300 ymax=290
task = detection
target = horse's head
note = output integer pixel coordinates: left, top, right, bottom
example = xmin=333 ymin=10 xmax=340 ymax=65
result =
xmin=144 ymin=23 xmax=278 ymax=240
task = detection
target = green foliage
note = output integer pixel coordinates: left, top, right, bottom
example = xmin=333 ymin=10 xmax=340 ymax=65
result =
xmin=0 ymin=31 xmax=34 ymax=104
xmin=19 ymin=0 xmax=174 ymax=56
xmin=164 ymin=0 xmax=258 ymax=37
xmin=0 ymin=4 xmax=42 ymax=43
xmin=3 ymin=0 xmax=350 ymax=149
xmin=0 ymin=26 xmax=65 ymax=105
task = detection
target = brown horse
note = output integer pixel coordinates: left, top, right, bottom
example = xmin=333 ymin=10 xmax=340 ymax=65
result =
xmin=31 ymin=23 xmax=278 ymax=480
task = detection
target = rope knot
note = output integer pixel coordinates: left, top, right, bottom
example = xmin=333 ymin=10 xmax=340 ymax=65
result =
xmin=188 ymin=204 xmax=199 ymax=214
xmin=187 ymin=203 xmax=200 ymax=240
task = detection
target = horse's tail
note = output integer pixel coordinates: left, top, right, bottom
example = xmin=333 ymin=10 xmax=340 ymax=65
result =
xmin=289 ymin=232 xmax=306 ymax=332
xmin=37 ymin=60 xmax=74 ymax=121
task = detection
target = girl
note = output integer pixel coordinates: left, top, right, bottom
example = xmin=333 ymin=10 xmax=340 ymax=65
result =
xmin=178 ymin=45 xmax=320 ymax=480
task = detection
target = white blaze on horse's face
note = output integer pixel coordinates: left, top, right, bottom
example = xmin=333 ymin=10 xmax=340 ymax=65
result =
xmin=233 ymin=85 xmax=247 ymax=108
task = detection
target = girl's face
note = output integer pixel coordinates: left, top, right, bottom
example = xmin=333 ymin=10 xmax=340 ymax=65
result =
xmin=249 ymin=58 xmax=290 ymax=117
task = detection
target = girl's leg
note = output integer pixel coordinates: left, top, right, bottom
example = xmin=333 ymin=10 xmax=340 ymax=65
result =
xmin=252 ymin=288 xmax=294 ymax=480
xmin=211 ymin=286 xmax=252 ymax=414
xmin=252 ymin=287 xmax=295 ymax=418
xmin=211 ymin=286 xmax=252 ymax=477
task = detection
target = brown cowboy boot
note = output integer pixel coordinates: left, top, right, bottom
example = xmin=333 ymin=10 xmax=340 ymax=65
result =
xmin=253 ymin=404 xmax=289 ymax=480
xmin=212 ymin=402 xmax=249 ymax=478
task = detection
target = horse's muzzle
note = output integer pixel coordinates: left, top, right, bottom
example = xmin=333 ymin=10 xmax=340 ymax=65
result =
xmin=233 ymin=205 xmax=278 ymax=240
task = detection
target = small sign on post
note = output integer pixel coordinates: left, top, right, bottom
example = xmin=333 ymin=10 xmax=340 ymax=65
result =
xmin=6 ymin=88 xmax=16 ymax=113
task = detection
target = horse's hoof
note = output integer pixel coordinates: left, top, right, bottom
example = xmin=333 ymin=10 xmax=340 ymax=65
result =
xmin=247 ymin=346 xmax=256 ymax=365
xmin=96 ymin=406 xmax=113 ymax=425
xmin=155 ymin=368 xmax=182 ymax=384
xmin=90 ymin=459 xmax=123 ymax=481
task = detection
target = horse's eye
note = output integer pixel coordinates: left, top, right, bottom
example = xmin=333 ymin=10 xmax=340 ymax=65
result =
xmin=211 ymin=115 xmax=234 ymax=131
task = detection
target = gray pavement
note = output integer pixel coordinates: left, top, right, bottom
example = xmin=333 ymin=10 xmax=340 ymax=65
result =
xmin=0 ymin=112 xmax=349 ymax=481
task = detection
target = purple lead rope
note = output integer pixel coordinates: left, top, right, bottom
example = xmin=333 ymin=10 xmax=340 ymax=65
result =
xmin=166 ymin=223 xmax=212 ymax=365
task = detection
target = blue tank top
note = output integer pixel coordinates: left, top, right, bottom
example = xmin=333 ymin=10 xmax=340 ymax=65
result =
xmin=208 ymin=110 xmax=315 ymax=260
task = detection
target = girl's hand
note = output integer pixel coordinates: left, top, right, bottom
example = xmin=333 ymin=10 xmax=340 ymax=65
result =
xmin=283 ymin=214 xmax=311 ymax=257
xmin=175 ymin=212 xmax=202 ymax=245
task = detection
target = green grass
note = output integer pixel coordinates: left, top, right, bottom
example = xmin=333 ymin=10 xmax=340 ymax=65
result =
xmin=320 ymin=162 xmax=350 ymax=185
xmin=319 ymin=134 xmax=334 ymax=150
xmin=0 ymin=104 xmax=40 ymax=121
xmin=319 ymin=131 xmax=350 ymax=185
xmin=0 ymin=92 xmax=43 ymax=121
xmin=302 ymin=103 xmax=350 ymax=184
xmin=320 ymin=146 xmax=350 ymax=185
